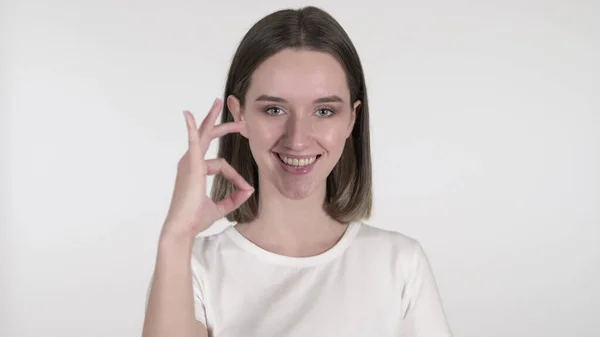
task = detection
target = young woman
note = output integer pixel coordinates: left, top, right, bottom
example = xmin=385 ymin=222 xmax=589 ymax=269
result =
xmin=142 ymin=6 xmax=452 ymax=337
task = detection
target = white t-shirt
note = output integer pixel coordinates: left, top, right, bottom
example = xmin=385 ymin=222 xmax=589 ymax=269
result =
xmin=191 ymin=221 xmax=453 ymax=337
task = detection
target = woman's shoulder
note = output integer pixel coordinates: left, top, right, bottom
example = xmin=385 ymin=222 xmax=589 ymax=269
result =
xmin=192 ymin=224 xmax=232 ymax=249
xmin=355 ymin=221 xmax=420 ymax=247
xmin=351 ymin=221 xmax=427 ymax=261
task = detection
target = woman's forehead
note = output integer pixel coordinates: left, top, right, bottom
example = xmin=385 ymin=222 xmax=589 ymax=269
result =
xmin=247 ymin=49 xmax=350 ymax=102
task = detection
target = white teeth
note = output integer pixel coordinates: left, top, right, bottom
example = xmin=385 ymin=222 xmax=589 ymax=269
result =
xmin=278 ymin=154 xmax=317 ymax=167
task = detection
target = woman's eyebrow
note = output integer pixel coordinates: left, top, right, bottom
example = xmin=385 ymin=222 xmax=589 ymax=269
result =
xmin=254 ymin=95 xmax=344 ymax=103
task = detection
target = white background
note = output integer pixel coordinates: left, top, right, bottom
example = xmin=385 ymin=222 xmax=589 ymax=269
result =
xmin=2 ymin=0 xmax=599 ymax=336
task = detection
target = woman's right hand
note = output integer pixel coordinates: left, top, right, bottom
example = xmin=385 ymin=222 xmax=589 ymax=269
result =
xmin=160 ymin=98 xmax=254 ymax=242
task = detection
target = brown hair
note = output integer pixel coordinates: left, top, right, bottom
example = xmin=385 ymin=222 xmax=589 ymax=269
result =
xmin=211 ymin=6 xmax=372 ymax=224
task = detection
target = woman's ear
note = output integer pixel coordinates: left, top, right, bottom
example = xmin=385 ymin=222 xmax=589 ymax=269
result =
xmin=347 ymin=100 xmax=361 ymax=138
xmin=227 ymin=94 xmax=248 ymax=138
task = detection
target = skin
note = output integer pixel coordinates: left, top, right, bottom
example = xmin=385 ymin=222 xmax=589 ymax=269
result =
xmin=227 ymin=48 xmax=361 ymax=257
xmin=142 ymin=48 xmax=359 ymax=337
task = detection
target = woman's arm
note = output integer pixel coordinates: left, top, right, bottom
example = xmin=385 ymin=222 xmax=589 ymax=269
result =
xmin=400 ymin=242 xmax=453 ymax=337
xmin=142 ymin=235 xmax=208 ymax=337
xmin=142 ymin=100 xmax=252 ymax=337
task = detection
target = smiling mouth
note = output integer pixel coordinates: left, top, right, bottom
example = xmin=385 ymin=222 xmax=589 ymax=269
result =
xmin=276 ymin=153 xmax=321 ymax=167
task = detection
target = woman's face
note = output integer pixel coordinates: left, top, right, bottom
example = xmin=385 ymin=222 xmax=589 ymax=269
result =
xmin=228 ymin=48 xmax=360 ymax=200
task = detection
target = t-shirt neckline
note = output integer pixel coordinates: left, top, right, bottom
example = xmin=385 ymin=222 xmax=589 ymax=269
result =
xmin=224 ymin=221 xmax=362 ymax=267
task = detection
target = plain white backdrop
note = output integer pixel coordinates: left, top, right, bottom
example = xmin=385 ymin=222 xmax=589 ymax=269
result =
xmin=2 ymin=0 xmax=599 ymax=336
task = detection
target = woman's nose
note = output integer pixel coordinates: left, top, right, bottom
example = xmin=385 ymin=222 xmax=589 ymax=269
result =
xmin=282 ymin=115 xmax=312 ymax=151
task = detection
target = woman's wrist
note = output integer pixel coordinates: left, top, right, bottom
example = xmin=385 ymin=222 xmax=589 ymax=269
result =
xmin=158 ymin=225 xmax=196 ymax=256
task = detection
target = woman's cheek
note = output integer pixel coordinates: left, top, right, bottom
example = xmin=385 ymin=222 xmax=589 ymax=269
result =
xmin=315 ymin=121 xmax=348 ymax=143
xmin=247 ymin=121 xmax=277 ymax=143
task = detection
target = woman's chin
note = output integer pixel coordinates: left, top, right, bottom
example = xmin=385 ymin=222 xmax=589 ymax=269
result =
xmin=277 ymin=181 xmax=319 ymax=200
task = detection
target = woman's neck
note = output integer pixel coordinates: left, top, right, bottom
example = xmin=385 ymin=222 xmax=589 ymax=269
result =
xmin=235 ymin=180 xmax=348 ymax=257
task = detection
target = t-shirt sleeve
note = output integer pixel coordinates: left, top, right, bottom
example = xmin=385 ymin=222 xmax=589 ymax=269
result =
xmin=191 ymin=256 xmax=208 ymax=326
xmin=400 ymin=241 xmax=453 ymax=337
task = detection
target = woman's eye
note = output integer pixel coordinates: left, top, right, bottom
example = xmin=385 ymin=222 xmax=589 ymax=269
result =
xmin=315 ymin=108 xmax=335 ymax=117
xmin=264 ymin=107 xmax=285 ymax=115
